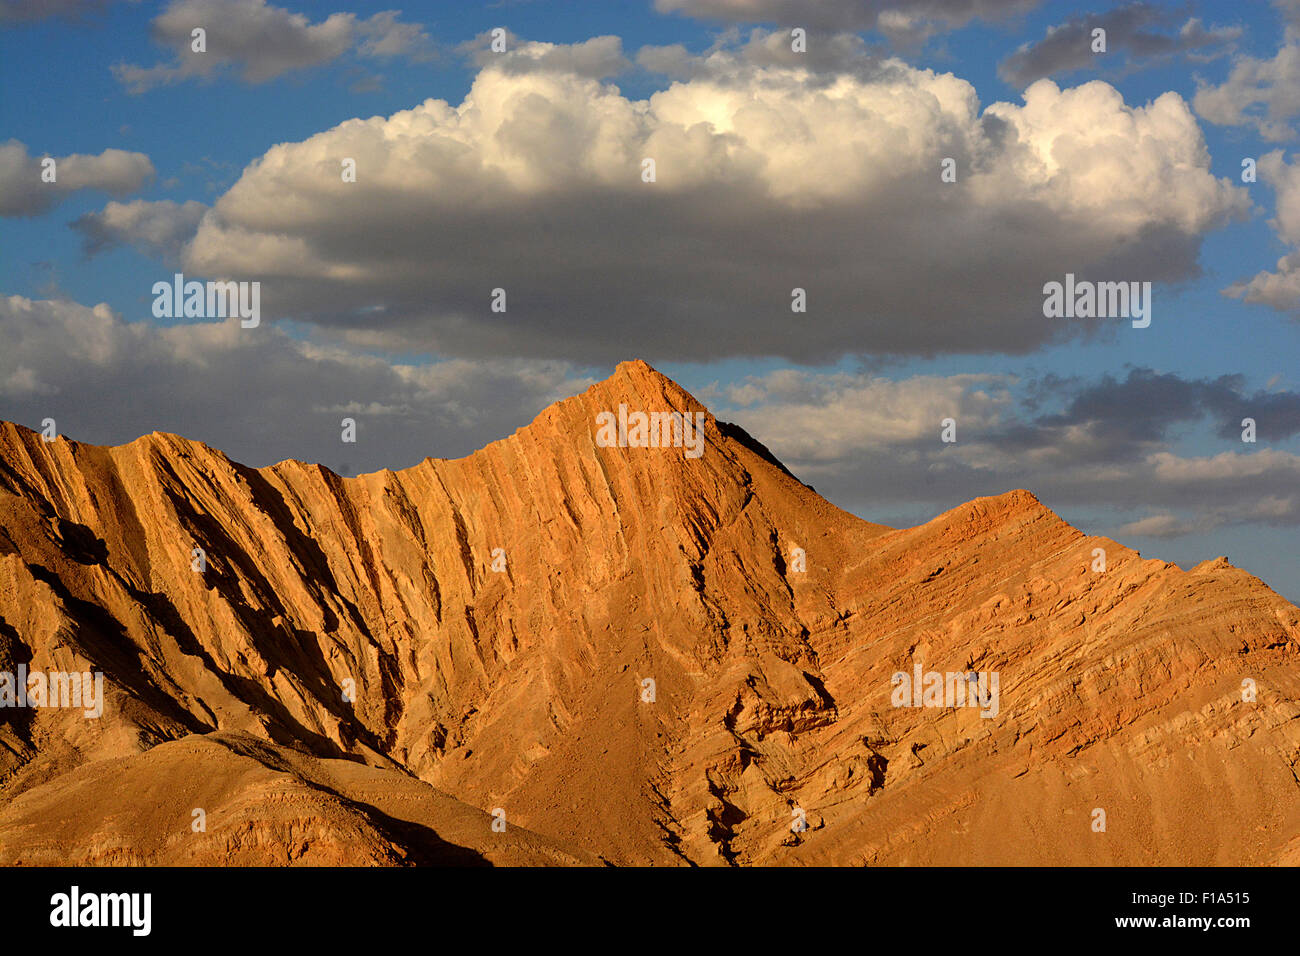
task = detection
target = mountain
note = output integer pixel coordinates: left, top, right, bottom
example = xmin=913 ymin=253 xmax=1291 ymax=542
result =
xmin=1 ymin=360 xmax=1297 ymax=866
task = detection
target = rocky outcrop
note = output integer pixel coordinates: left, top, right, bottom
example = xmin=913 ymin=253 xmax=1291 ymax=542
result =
xmin=0 ymin=360 xmax=1296 ymax=865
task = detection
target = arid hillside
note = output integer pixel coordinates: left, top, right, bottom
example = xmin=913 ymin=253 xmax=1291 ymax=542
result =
xmin=1 ymin=360 xmax=1297 ymax=865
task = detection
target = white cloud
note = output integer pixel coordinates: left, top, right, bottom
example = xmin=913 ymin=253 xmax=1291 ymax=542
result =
xmin=1116 ymin=513 xmax=1211 ymax=537
xmin=1194 ymin=16 xmax=1300 ymax=142
xmin=0 ymin=140 xmax=153 ymax=217
xmin=1147 ymin=447 xmax=1300 ymax=482
xmin=178 ymin=49 xmax=1246 ymax=363
xmin=357 ymin=10 xmax=431 ymax=60
xmin=1118 ymin=492 xmax=1299 ymax=538
xmin=72 ymin=199 xmax=207 ymax=258
xmin=112 ymin=0 xmax=429 ymax=92
xmin=1224 ymin=150 xmax=1300 ymax=314
xmin=715 ymin=369 xmax=1013 ymax=459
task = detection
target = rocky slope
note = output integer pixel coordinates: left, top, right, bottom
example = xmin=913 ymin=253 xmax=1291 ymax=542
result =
xmin=0 ymin=360 xmax=1296 ymax=865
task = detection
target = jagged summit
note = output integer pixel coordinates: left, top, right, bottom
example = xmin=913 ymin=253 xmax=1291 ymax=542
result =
xmin=0 ymin=369 xmax=1297 ymax=866
xmin=605 ymin=357 xmax=701 ymax=403
xmin=1 ymin=360 xmax=718 ymax=480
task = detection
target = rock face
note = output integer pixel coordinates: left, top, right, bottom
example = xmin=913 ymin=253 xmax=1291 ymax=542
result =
xmin=0 ymin=359 xmax=1297 ymax=866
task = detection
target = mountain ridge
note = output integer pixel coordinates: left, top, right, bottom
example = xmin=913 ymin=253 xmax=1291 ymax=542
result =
xmin=0 ymin=359 xmax=1297 ymax=866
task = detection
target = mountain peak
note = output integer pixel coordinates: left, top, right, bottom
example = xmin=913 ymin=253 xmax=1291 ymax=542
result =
xmin=2 ymin=372 xmax=1298 ymax=866
xmin=585 ymin=358 xmax=707 ymax=416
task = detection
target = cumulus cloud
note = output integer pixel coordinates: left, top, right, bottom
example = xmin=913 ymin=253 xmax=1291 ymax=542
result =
xmin=1193 ymin=3 xmax=1300 ymax=142
xmin=0 ymin=294 xmax=594 ymax=472
xmin=72 ymin=198 xmax=206 ymax=258
xmin=176 ymin=47 xmax=1247 ymax=364
xmin=998 ymin=3 xmax=1240 ymax=88
xmin=112 ymin=0 xmax=430 ymax=92
xmin=0 ymin=140 xmax=153 ymax=217
xmin=652 ymin=0 xmax=1038 ymax=44
xmin=1224 ymin=150 xmax=1300 ymax=314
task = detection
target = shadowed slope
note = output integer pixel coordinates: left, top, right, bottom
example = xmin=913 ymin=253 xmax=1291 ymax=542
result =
xmin=0 ymin=730 xmax=595 ymax=866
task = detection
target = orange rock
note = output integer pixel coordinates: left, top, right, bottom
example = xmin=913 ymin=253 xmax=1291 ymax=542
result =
xmin=0 ymin=360 xmax=1296 ymax=865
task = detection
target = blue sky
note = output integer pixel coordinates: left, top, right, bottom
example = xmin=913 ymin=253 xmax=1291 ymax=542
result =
xmin=1 ymin=0 xmax=1298 ymax=600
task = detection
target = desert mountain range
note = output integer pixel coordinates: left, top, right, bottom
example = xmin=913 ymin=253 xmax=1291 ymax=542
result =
xmin=0 ymin=360 xmax=1297 ymax=865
